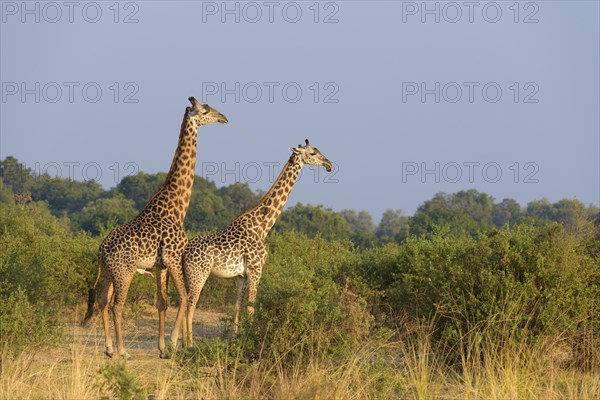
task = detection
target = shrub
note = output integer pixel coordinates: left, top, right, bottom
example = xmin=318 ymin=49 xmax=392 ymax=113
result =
xmin=354 ymin=222 xmax=600 ymax=364
xmin=0 ymin=287 xmax=62 ymax=354
xmin=243 ymin=232 xmax=372 ymax=359
xmin=94 ymin=362 xmax=144 ymax=400
xmin=0 ymin=201 xmax=99 ymax=308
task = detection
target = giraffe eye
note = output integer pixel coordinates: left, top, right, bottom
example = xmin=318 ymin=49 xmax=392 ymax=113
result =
xmin=310 ymin=152 xmax=317 ymax=156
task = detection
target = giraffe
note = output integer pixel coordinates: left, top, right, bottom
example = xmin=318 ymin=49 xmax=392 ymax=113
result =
xmin=174 ymin=139 xmax=332 ymax=346
xmin=82 ymin=96 xmax=228 ymax=359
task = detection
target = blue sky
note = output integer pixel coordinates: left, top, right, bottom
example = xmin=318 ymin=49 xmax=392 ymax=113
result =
xmin=1 ymin=1 xmax=599 ymax=218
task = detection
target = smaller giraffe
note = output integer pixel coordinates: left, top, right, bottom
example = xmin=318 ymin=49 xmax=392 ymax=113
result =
xmin=175 ymin=139 xmax=332 ymax=346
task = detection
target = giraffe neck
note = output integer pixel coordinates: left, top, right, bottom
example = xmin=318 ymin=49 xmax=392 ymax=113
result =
xmin=145 ymin=118 xmax=198 ymax=224
xmin=243 ymin=154 xmax=303 ymax=239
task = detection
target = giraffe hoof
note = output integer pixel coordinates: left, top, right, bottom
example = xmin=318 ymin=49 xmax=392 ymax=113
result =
xmin=104 ymin=350 xmax=114 ymax=359
xmin=159 ymin=352 xmax=171 ymax=359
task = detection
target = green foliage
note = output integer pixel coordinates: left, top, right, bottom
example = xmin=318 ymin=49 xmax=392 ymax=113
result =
xmin=114 ymin=172 xmax=166 ymax=210
xmin=179 ymin=337 xmax=242 ymax=368
xmin=0 ymin=287 xmax=62 ymax=354
xmin=341 ymin=209 xmax=379 ymax=248
xmin=218 ymin=182 xmax=260 ymax=222
xmin=0 ymin=156 xmax=103 ymax=217
xmin=71 ymin=194 xmax=138 ymax=235
xmin=376 ymin=209 xmax=410 ymax=243
xmin=409 ymin=191 xmax=597 ymax=240
xmin=355 ymin=222 xmax=600 ymax=361
xmin=29 ymin=177 xmax=104 ymax=216
xmin=526 ymin=198 xmax=593 ymax=227
xmin=0 ymin=185 xmax=14 ymax=204
xmin=1 ymin=155 xmax=599 ymax=372
xmin=95 ymin=362 xmax=144 ymax=400
xmin=246 ymin=232 xmax=372 ymax=355
xmin=0 ymin=156 xmax=34 ymax=194
xmin=127 ymin=273 xmax=156 ymax=310
xmin=275 ymin=203 xmax=351 ymax=241
xmin=410 ymin=190 xmax=495 ymax=237
xmin=185 ymin=178 xmax=226 ymax=232
xmin=3 ymin=157 xmax=596 ymax=246
xmin=492 ymin=198 xmax=522 ymax=227
xmin=0 ymin=200 xmax=98 ymax=310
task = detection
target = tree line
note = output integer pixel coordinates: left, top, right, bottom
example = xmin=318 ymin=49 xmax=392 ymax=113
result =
xmin=1 ymin=156 xmax=598 ymax=247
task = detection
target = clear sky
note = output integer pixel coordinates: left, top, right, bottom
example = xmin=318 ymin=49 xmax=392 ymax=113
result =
xmin=1 ymin=1 xmax=599 ymax=218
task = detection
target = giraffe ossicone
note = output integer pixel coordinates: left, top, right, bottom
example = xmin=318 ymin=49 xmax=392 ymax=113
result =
xmin=174 ymin=139 xmax=332 ymax=346
xmin=82 ymin=96 xmax=227 ymax=359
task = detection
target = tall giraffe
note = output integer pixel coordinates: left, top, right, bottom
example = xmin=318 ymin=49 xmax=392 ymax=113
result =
xmin=83 ymin=97 xmax=228 ymax=359
xmin=175 ymin=139 xmax=332 ymax=346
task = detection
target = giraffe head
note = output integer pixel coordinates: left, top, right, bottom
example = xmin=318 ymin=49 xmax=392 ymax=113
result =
xmin=291 ymin=139 xmax=333 ymax=172
xmin=185 ymin=96 xmax=228 ymax=125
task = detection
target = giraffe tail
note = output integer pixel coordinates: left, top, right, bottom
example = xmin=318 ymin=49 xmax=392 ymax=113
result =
xmin=82 ymin=260 xmax=102 ymax=327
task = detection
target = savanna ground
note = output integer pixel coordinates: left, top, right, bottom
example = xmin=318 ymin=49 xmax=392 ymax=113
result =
xmin=2 ymin=305 xmax=230 ymax=399
xmin=3 ymin=304 xmax=599 ymax=400
xmin=2 ymin=200 xmax=600 ymax=399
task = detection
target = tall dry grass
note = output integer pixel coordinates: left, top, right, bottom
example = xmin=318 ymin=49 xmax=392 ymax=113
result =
xmin=1 ymin=332 xmax=101 ymax=399
xmin=1 ymin=318 xmax=598 ymax=399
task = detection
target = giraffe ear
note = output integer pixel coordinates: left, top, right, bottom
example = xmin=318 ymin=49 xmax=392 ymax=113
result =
xmin=290 ymin=147 xmax=301 ymax=154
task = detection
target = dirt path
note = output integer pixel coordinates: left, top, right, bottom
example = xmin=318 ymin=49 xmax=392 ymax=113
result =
xmin=70 ymin=306 xmax=230 ymax=357
xmin=6 ymin=307 xmax=230 ymax=399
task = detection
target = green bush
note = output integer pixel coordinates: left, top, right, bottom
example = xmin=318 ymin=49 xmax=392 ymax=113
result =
xmin=71 ymin=194 xmax=138 ymax=235
xmin=0 ymin=201 xmax=98 ymax=308
xmin=95 ymin=362 xmax=144 ymax=400
xmin=0 ymin=287 xmax=62 ymax=354
xmin=243 ymin=232 xmax=372 ymax=358
xmin=355 ymin=222 xmax=600 ymax=362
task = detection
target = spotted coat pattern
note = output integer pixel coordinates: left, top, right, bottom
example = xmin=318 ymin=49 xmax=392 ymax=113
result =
xmin=83 ymin=97 xmax=227 ymax=359
xmin=175 ymin=141 xmax=332 ymax=345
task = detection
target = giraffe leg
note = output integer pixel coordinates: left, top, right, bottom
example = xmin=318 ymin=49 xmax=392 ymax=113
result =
xmin=246 ymin=280 xmax=258 ymax=321
xmin=185 ymin=268 xmax=210 ymax=348
xmin=97 ymin=279 xmax=114 ymax=358
xmin=156 ymin=267 xmax=170 ymax=359
xmin=111 ymin=270 xmax=135 ymax=359
xmin=245 ymin=258 xmax=265 ymax=327
xmin=157 ymin=237 xmax=189 ymax=357
xmin=232 ymin=275 xmax=248 ymax=337
xmin=167 ymin=260 xmax=189 ymax=352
